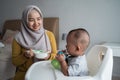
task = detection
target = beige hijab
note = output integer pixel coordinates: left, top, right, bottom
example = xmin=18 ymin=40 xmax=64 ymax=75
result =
xmin=15 ymin=5 xmax=51 ymax=52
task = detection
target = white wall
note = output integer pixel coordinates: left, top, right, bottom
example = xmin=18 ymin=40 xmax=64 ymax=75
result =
xmin=0 ymin=0 xmax=120 ymax=50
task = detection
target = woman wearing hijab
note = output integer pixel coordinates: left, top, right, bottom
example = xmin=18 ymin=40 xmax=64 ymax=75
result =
xmin=12 ymin=5 xmax=57 ymax=80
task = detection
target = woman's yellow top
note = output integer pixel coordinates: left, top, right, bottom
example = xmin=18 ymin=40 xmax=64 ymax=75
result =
xmin=12 ymin=30 xmax=57 ymax=80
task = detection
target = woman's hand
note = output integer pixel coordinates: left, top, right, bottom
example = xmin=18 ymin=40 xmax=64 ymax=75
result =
xmin=44 ymin=53 xmax=50 ymax=60
xmin=24 ymin=49 xmax=34 ymax=58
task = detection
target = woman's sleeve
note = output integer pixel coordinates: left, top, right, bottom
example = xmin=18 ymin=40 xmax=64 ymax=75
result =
xmin=47 ymin=31 xmax=57 ymax=60
xmin=12 ymin=39 xmax=28 ymax=66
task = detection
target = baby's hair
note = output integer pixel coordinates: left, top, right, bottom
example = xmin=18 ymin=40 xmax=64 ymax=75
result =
xmin=67 ymin=28 xmax=90 ymax=50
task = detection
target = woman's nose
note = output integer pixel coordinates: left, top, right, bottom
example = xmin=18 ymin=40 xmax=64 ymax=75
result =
xmin=34 ymin=20 xmax=38 ymax=25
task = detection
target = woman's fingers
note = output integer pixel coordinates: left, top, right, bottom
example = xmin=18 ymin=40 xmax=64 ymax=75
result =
xmin=24 ymin=49 xmax=34 ymax=58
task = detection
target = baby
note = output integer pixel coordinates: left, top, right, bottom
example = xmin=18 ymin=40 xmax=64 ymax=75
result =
xmin=56 ymin=28 xmax=90 ymax=76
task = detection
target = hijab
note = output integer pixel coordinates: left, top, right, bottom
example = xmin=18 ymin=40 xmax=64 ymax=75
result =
xmin=15 ymin=5 xmax=51 ymax=52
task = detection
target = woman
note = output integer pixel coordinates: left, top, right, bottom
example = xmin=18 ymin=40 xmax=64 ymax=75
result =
xmin=12 ymin=5 xmax=57 ymax=80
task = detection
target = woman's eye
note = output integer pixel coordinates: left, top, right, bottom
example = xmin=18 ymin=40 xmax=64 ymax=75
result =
xmin=37 ymin=17 xmax=41 ymax=21
xmin=28 ymin=18 xmax=34 ymax=22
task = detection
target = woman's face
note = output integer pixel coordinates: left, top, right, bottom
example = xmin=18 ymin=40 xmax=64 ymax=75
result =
xmin=27 ymin=9 xmax=43 ymax=31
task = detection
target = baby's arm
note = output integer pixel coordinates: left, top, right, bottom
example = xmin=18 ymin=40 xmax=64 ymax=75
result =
xmin=56 ymin=54 xmax=68 ymax=76
xmin=60 ymin=60 xmax=68 ymax=76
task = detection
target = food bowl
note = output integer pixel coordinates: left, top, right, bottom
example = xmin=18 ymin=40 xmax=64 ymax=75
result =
xmin=32 ymin=50 xmax=49 ymax=59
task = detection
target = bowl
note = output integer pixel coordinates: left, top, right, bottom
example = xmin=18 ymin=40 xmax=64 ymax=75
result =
xmin=32 ymin=50 xmax=49 ymax=59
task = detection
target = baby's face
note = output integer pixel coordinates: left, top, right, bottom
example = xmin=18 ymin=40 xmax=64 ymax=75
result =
xmin=66 ymin=35 xmax=77 ymax=56
xmin=66 ymin=34 xmax=85 ymax=56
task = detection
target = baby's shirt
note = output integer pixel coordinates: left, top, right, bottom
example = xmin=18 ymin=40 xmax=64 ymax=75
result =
xmin=67 ymin=54 xmax=88 ymax=76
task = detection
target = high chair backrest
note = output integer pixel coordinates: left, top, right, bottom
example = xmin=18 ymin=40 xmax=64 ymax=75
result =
xmin=86 ymin=45 xmax=113 ymax=80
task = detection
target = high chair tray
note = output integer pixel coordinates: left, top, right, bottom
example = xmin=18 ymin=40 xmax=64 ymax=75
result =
xmin=25 ymin=61 xmax=92 ymax=80
xmin=25 ymin=61 xmax=55 ymax=80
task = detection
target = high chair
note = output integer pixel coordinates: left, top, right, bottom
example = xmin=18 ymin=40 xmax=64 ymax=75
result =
xmin=25 ymin=45 xmax=113 ymax=80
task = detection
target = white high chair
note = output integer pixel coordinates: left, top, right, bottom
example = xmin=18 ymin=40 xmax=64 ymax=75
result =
xmin=25 ymin=45 xmax=113 ymax=80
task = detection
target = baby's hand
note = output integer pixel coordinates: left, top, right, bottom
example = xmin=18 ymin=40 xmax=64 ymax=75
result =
xmin=56 ymin=54 xmax=65 ymax=63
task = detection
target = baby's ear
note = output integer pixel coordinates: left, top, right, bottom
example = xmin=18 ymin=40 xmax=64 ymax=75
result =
xmin=75 ymin=46 xmax=78 ymax=51
xmin=76 ymin=45 xmax=81 ymax=51
xmin=76 ymin=45 xmax=84 ymax=52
